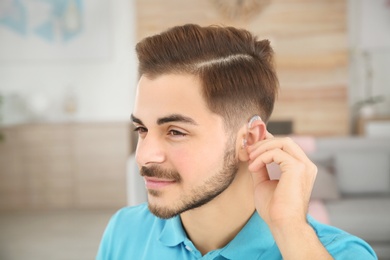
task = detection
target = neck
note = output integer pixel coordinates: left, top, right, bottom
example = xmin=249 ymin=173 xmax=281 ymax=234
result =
xmin=180 ymin=165 xmax=255 ymax=256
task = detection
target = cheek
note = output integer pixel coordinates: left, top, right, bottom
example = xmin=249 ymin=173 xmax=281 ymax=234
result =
xmin=170 ymin=144 xmax=225 ymax=182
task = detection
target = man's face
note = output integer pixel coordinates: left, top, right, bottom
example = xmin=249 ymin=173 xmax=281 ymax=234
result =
xmin=132 ymin=73 xmax=239 ymax=219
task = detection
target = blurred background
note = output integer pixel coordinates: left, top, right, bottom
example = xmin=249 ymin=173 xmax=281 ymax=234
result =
xmin=0 ymin=0 xmax=389 ymax=259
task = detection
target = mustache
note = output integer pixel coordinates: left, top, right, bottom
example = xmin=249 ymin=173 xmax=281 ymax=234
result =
xmin=140 ymin=165 xmax=181 ymax=182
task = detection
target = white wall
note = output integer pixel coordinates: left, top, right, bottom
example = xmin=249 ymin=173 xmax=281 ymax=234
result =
xmin=348 ymin=0 xmax=390 ymax=118
xmin=0 ymin=0 xmax=137 ymax=125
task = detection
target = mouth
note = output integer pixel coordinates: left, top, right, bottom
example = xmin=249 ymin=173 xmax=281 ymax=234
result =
xmin=144 ymin=177 xmax=177 ymax=189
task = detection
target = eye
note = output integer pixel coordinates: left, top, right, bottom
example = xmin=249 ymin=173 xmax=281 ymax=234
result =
xmin=168 ymin=129 xmax=187 ymax=137
xmin=134 ymin=126 xmax=148 ymax=136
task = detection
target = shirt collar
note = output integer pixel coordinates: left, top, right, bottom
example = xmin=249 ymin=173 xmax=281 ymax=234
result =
xmin=158 ymin=215 xmax=187 ymax=247
xmin=158 ymin=212 xmax=276 ymax=259
xmin=219 ymin=212 xmax=275 ymax=259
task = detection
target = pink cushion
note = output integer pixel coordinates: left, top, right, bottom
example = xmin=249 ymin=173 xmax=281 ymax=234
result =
xmin=308 ymin=200 xmax=330 ymax=224
xmin=290 ymin=136 xmax=316 ymax=153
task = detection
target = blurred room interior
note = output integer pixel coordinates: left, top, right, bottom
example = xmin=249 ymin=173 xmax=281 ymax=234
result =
xmin=0 ymin=0 xmax=389 ymax=259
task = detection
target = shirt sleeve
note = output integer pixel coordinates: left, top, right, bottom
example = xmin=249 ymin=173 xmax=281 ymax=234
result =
xmin=308 ymin=216 xmax=378 ymax=259
xmin=325 ymin=233 xmax=378 ymax=260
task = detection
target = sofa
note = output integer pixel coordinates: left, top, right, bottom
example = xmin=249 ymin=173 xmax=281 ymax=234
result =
xmin=307 ymin=137 xmax=390 ymax=259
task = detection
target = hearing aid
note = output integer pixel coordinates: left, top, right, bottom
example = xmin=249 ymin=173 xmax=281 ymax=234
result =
xmin=242 ymin=115 xmax=262 ymax=148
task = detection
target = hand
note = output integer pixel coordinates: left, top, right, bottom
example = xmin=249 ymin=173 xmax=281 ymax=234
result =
xmin=246 ymin=132 xmax=317 ymax=227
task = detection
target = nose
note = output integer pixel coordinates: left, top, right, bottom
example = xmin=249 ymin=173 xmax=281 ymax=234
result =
xmin=135 ymin=134 xmax=166 ymax=167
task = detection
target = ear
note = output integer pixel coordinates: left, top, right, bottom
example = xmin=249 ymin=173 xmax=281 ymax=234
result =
xmin=237 ymin=120 xmax=266 ymax=162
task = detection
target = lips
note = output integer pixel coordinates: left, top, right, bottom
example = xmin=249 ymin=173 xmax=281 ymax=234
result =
xmin=144 ymin=177 xmax=176 ymax=189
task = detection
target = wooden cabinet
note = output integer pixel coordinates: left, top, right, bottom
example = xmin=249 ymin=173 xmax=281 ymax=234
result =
xmin=0 ymin=123 xmax=130 ymax=210
xmin=0 ymin=128 xmax=27 ymax=210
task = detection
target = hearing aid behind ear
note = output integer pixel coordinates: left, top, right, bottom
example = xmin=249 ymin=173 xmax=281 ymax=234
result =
xmin=243 ymin=115 xmax=262 ymax=148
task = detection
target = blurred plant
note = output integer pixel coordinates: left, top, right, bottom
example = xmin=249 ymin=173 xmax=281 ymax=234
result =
xmin=354 ymin=95 xmax=385 ymax=109
xmin=354 ymin=51 xmax=385 ymax=117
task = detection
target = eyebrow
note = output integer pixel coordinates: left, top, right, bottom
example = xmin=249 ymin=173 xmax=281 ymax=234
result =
xmin=131 ymin=114 xmax=143 ymax=125
xmin=157 ymin=114 xmax=198 ymax=125
xmin=131 ymin=114 xmax=198 ymax=126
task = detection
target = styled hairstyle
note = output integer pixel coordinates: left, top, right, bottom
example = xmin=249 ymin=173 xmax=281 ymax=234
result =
xmin=136 ymin=24 xmax=278 ymax=131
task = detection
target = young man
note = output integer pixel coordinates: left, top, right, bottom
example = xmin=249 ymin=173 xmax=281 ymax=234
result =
xmin=97 ymin=24 xmax=377 ymax=259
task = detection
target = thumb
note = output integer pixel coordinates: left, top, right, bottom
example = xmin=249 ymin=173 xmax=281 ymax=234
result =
xmin=248 ymin=160 xmax=270 ymax=186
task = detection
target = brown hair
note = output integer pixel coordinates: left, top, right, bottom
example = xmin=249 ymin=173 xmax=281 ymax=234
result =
xmin=136 ymin=24 xmax=278 ymax=131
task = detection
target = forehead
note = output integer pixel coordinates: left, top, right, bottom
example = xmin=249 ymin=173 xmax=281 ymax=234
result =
xmin=133 ymin=73 xmax=220 ymax=125
xmin=136 ymin=73 xmax=202 ymax=101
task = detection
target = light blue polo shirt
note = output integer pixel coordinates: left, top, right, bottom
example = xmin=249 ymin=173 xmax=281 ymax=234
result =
xmin=96 ymin=203 xmax=377 ymax=259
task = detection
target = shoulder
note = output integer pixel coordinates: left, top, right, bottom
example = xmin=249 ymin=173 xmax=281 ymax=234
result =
xmin=308 ymin=216 xmax=377 ymax=259
xmin=97 ymin=203 xmax=166 ymax=259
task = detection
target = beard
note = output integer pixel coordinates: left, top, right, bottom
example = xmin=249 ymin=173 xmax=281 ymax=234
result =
xmin=140 ymin=145 xmax=239 ymax=219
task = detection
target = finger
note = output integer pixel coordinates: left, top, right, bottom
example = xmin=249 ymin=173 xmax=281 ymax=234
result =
xmin=249 ymin=148 xmax=316 ymax=193
xmin=248 ymin=137 xmax=310 ymax=164
xmin=249 ymin=147 xmax=317 ymax=186
xmin=249 ymin=164 xmax=271 ymax=185
xmin=248 ymin=148 xmax=300 ymax=173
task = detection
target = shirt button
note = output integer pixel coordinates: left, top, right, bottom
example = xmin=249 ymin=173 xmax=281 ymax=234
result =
xmin=185 ymin=245 xmax=193 ymax=252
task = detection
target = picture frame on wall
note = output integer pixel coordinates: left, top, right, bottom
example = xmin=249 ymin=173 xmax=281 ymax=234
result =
xmin=0 ymin=0 xmax=112 ymax=61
